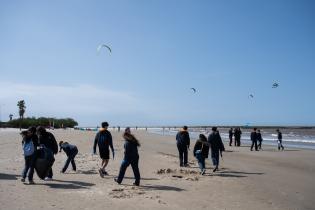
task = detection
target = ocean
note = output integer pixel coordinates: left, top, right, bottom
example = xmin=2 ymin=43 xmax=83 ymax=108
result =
xmin=147 ymin=127 xmax=315 ymax=150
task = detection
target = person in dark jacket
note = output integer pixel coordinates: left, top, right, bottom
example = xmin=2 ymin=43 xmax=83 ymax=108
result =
xmin=208 ymin=127 xmax=225 ymax=172
xmin=257 ymin=129 xmax=263 ymax=150
xmin=93 ymin=122 xmax=114 ymax=177
xmin=176 ymin=126 xmax=190 ymax=167
xmin=20 ymin=130 xmax=36 ymax=184
xmin=234 ymin=127 xmax=242 ymax=147
xmin=59 ymin=141 xmax=78 ymax=173
xmin=36 ymin=126 xmax=58 ymax=180
xmin=228 ymin=128 xmax=234 ymax=146
xmin=114 ymin=127 xmax=141 ymax=186
xmin=193 ymin=134 xmax=210 ymax=175
xmin=277 ymin=129 xmax=284 ymax=151
xmin=250 ymin=128 xmax=258 ymax=151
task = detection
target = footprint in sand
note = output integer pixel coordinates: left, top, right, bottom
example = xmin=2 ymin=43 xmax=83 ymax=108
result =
xmin=157 ymin=168 xmax=200 ymax=181
xmin=109 ymin=187 xmax=146 ymax=199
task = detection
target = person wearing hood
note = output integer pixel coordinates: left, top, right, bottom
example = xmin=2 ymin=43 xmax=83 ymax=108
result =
xmin=93 ymin=122 xmax=114 ymax=177
xmin=36 ymin=126 xmax=58 ymax=181
xmin=176 ymin=126 xmax=190 ymax=167
xmin=114 ymin=127 xmax=141 ymax=186
xmin=208 ymin=127 xmax=225 ymax=172
xmin=193 ymin=134 xmax=210 ymax=175
xmin=59 ymin=141 xmax=78 ymax=173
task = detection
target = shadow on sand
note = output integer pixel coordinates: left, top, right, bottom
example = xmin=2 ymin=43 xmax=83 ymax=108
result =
xmin=124 ymin=176 xmax=160 ymax=181
xmin=140 ymin=184 xmax=185 ymax=192
xmin=75 ymin=169 xmax=98 ymax=175
xmin=36 ymin=179 xmax=95 ymax=189
xmin=0 ymin=173 xmax=20 ymax=180
xmin=260 ymin=148 xmax=300 ymax=152
xmin=120 ymin=183 xmax=185 ymax=192
xmin=204 ymin=170 xmax=265 ymax=178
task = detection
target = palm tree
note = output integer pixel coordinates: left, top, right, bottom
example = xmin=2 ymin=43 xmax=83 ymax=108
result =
xmin=9 ymin=114 xmax=13 ymax=121
xmin=17 ymin=100 xmax=26 ymax=130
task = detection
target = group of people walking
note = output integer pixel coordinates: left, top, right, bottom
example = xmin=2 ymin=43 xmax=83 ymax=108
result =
xmin=176 ymin=126 xmax=225 ymax=175
xmin=20 ymin=122 xmax=141 ymax=186
xmin=20 ymin=122 xmax=285 ymax=186
xmin=250 ymin=128 xmax=284 ymax=151
xmin=93 ymin=122 xmax=141 ymax=186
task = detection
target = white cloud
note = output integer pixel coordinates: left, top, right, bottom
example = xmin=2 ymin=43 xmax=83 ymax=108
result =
xmin=0 ymin=82 xmax=146 ymax=124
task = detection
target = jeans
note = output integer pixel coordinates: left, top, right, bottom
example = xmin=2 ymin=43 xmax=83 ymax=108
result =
xmin=177 ymin=144 xmax=188 ymax=166
xmin=22 ymin=154 xmax=35 ymax=181
xmin=117 ymin=158 xmax=140 ymax=185
xmin=62 ymin=148 xmax=78 ymax=173
xmin=195 ymin=152 xmax=205 ymax=171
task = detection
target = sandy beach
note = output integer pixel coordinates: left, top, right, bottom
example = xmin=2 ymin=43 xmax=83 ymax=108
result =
xmin=0 ymin=129 xmax=314 ymax=210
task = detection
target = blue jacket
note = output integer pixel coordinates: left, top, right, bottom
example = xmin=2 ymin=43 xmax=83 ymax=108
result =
xmin=60 ymin=143 xmax=78 ymax=157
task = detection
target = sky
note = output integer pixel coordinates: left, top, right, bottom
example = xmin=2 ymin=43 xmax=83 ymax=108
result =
xmin=0 ymin=0 xmax=314 ymax=127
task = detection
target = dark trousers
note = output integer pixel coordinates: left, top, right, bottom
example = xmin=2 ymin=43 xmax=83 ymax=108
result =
xmin=235 ymin=137 xmax=241 ymax=146
xmin=211 ymin=150 xmax=220 ymax=167
xmin=251 ymin=140 xmax=258 ymax=151
xmin=62 ymin=148 xmax=78 ymax=173
xmin=177 ymin=144 xmax=188 ymax=166
xmin=195 ymin=152 xmax=205 ymax=171
xmin=47 ymin=154 xmax=55 ymax=178
xmin=278 ymin=140 xmax=284 ymax=150
xmin=117 ymin=158 xmax=140 ymax=185
xmin=22 ymin=154 xmax=35 ymax=181
xmin=258 ymin=140 xmax=262 ymax=150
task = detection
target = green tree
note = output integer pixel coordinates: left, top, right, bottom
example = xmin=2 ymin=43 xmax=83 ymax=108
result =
xmin=17 ymin=100 xmax=26 ymax=130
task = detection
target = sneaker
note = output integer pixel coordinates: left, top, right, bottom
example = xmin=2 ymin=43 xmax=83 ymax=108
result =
xmin=98 ymin=169 xmax=104 ymax=178
xmin=44 ymin=177 xmax=53 ymax=181
xmin=133 ymin=182 xmax=140 ymax=186
xmin=201 ymin=169 xmax=206 ymax=175
xmin=114 ymin=178 xmax=121 ymax=184
xmin=29 ymin=180 xmax=35 ymax=185
xmin=21 ymin=178 xmax=25 ymax=183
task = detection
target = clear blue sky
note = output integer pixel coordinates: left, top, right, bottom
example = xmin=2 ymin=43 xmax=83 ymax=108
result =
xmin=0 ymin=0 xmax=314 ymax=126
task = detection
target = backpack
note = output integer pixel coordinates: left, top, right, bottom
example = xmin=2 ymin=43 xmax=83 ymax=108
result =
xmin=23 ymin=140 xmax=35 ymax=156
xmin=98 ymin=133 xmax=107 ymax=148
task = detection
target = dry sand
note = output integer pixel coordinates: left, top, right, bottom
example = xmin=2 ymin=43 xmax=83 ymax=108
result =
xmin=0 ymin=129 xmax=314 ymax=210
